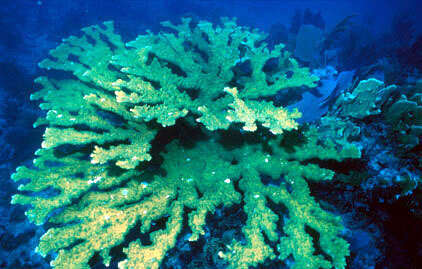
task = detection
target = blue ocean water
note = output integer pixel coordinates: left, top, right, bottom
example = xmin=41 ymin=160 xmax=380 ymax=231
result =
xmin=1 ymin=0 xmax=422 ymax=268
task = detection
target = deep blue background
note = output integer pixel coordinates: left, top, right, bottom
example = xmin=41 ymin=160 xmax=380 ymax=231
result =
xmin=2 ymin=0 xmax=422 ymax=66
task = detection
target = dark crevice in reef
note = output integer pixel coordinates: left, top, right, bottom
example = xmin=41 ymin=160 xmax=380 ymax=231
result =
xmin=96 ymin=109 xmax=128 ymax=128
xmin=19 ymin=186 xmax=60 ymax=199
xmin=161 ymin=207 xmax=201 ymax=268
xmin=262 ymin=174 xmax=295 ymax=196
xmin=150 ymin=118 xmax=208 ymax=153
xmin=232 ymin=59 xmax=252 ymax=78
xmin=304 ymin=224 xmax=333 ymax=263
xmin=216 ymin=126 xmax=267 ymax=150
xmin=147 ymin=52 xmax=187 ymax=78
xmin=115 ymin=193 xmax=154 ymax=209
xmin=67 ymin=53 xmax=81 ymax=64
xmin=107 ymin=63 xmax=123 ymax=74
xmin=162 ymin=59 xmax=188 ymax=77
xmin=99 ymin=32 xmax=119 ymax=51
xmin=183 ymin=40 xmax=209 ymax=63
xmin=262 ymin=57 xmax=279 ymax=74
xmin=211 ymin=91 xmax=226 ymax=101
xmin=62 ymin=239 xmax=85 ymax=252
xmin=179 ymin=86 xmax=200 ymax=100
xmin=278 ymin=128 xmax=308 ymax=153
xmin=303 ymin=157 xmax=367 ymax=175
xmin=53 ymin=143 xmax=94 ymax=158
xmin=265 ymin=196 xmax=289 ymax=237
xmin=261 ymin=173 xmax=294 ymax=194
xmin=84 ymin=34 xmax=97 ymax=47
xmin=50 ymin=123 xmax=109 ymax=134
xmin=194 ymin=185 xmax=204 ymax=199
xmin=232 ymin=175 xmax=244 ymax=200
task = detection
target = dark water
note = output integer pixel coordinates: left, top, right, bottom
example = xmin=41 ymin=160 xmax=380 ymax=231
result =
xmin=1 ymin=0 xmax=422 ymax=268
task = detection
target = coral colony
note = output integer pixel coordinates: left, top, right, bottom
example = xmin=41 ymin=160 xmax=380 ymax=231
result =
xmin=10 ymin=18 xmax=421 ymax=268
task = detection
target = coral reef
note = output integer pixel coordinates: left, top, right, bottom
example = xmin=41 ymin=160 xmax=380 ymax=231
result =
xmin=384 ymin=87 xmax=422 ymax=151
xmin=332 ymin=78 xmax=396 ymax=119
xmin=328 ymin=78 xmax=422 ymax=196
xmin=11 ymin=18 xmax=361 ymax=269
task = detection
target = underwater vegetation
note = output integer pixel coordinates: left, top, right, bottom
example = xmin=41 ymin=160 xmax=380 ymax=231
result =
xmin=9 ymin=18 xmax=368 ymax=269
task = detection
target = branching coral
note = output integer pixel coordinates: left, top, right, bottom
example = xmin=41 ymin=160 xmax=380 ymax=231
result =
xmin=11 ymin=18 xmax=360 ymax=269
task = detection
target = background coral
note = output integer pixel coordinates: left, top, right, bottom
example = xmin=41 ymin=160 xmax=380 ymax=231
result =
xmin=328 ymin=78 xmax=422 ymax=196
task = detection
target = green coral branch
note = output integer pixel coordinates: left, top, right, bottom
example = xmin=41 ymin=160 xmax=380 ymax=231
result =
xmin=225 ymin=87 xmax=301 ymax=134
